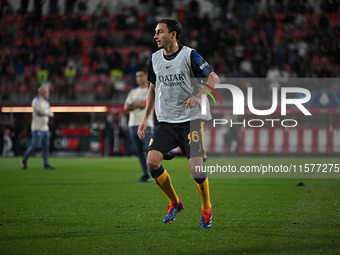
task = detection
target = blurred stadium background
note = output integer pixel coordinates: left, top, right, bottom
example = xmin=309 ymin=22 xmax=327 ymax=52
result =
xmin=1 ymin=0 xmax=340 ymax=157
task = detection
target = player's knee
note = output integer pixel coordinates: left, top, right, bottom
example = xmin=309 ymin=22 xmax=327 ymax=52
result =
xmin=147 ymin=151 xmax=163 ymax=171
xmin=189 ymin=165 xmax=200 ymax=177
xmin=147 ymin=159 xmax=161 ymax=171
xmin=189 ymin=164 xmax=195 ymax=173
xmin=188 ymin=157 xmax=205 ymax=178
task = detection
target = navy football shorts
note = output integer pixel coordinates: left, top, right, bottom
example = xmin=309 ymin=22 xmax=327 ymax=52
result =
xmin=149 ymin=120 xmax=207 ymax=160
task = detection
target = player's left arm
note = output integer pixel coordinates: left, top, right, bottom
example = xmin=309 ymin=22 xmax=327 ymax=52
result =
xmin=184 ymin=50 xmax=220 ymax=108
xmin=184 ymin=72 xmax=220 ymax=108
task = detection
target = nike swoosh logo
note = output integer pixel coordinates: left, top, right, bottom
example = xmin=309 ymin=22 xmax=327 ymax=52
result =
xmin=166 ymin=66 xmax=172 ymax=69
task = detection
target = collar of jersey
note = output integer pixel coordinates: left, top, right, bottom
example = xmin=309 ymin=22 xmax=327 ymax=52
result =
xmin=163 ymin=45 xmax=183 ymax=61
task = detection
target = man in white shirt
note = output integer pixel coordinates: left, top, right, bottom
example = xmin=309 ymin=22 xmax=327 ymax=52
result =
xmin=21 ymin=86 xmax=55 ymax=170
xmin=124 ymin=69 xmax=154 ymax=182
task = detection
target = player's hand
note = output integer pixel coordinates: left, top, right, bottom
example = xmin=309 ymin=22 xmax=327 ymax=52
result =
xmin=138 ymin=119 xmax=148 ymax=139
xmin=184 ymin=95 xmax=201 ymax=109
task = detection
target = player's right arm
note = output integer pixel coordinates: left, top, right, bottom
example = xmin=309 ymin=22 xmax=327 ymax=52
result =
xmin=138 ymin=82 xmax=155 ymax=139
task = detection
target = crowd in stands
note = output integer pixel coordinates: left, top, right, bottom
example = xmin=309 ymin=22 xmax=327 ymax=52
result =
xmin=1 ymin=0 xmax=340 ymax=157
xmin=0 ymin=0 xmax=340 ymax=103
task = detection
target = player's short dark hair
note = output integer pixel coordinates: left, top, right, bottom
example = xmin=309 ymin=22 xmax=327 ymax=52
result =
xmin=136 ymin=67 xmax=147 ymax=74
xmin=158 ymin=18 xmax=182 ymax=41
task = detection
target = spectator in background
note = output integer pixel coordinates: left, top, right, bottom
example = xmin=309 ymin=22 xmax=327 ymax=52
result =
xmin=21 ymin=86 xmax=55 ymax=170
xmin=239 ymin=56 xmax=254 ymax=77
xmin=109 ymin=68 xmax=124 ymax=97
xmin=20 ymin=0 xmax=29 ymax=15
xmin=118 ymin=112 xmax=128 ymax=155
xmin=65 ymin=0 xmax=77 ymax=15
xmin=0 ymin=125 xmax=3 ymax=155
xmin=34 ymin=0 xmax=42 ymax=20
xmin=0 ymin=56 xmax=9 ymax=100
xmin=0 ymin=0 xmax=12 ymax=20
xmin=234 ymin=40 xmax=245 ymax=69
xmin=1 ymin=0 xmax=340 ymax=107
xmin=77 ymin=0 xmax=87 ymax=15
xmin=104 ymin=114 xmax=114 ymax=156
xmin=222 ymin=111 xmax=240 ymax=155
xmin=2 ymin=127 xmax=13 ymax=156
xmin=124 ymin=68 xmax=153 ymax=183
xmin=64 ymin=65 xmax=77 ymax=99
xmin=49 ymin=0 xmax=59 ymax=15
xmin=107 ymin=51 xmax=123 ymax=90
xmin=266 ymin=62 xmax=281 ymax=90
xmin=36 ymin=64 xmax=49 ymax=86
xmin=95 ymin=56 xmax=109 ymax=74
xmin=14 ymin=57 xmax=25 ymax=85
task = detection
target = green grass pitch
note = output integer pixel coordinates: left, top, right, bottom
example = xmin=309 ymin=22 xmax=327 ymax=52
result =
xmin=0 ymin=156 xmax=339 ymax=254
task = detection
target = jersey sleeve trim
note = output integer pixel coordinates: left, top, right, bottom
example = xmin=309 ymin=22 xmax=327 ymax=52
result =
xmin=148 ymin=55 xmax=156 ymax=84
xmin=190 ymin=50 xmax=214 ymax=78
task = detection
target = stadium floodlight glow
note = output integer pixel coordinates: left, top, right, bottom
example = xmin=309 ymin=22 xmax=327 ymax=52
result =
xmin=1 ymin=106 xmax=108 ymax=113
xmin=51 ymin=106 xmax=108 ymax=113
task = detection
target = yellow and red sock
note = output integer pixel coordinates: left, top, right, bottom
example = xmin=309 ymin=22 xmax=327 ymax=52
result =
xmin=150 ymin=165 xmax=179 ymax=204
xmin=194 ymin=177 xmax=212 ymax=211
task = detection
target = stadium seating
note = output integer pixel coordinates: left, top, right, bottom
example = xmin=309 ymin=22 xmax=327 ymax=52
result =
xmin=0 ymin=8 xmax=339 ymax=104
